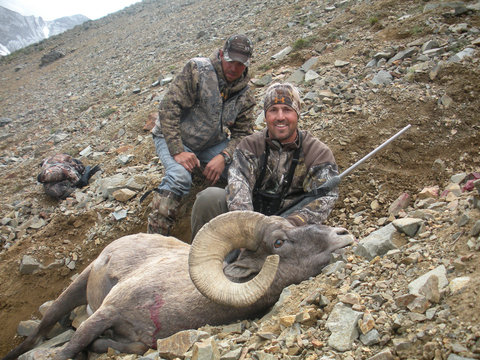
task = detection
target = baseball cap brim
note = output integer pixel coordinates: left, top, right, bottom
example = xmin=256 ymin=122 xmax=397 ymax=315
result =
xmin=223 ymin=50 xmax=251 ymax=67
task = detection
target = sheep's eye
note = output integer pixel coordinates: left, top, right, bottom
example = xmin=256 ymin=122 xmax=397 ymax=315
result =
xmin=274 ymin=239 xmax=284 ymax=248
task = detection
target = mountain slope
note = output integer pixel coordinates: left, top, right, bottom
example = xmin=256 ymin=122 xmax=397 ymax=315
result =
xmin=0 ymin=0 xmax=479 ymax=359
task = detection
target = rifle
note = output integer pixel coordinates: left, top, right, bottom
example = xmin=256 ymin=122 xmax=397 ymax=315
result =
xmin=277 ymin=124 xmax=412 ymax=218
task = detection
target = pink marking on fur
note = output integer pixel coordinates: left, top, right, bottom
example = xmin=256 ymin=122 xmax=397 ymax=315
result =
xmin=148 ymin=294 xmax=165 ymax=347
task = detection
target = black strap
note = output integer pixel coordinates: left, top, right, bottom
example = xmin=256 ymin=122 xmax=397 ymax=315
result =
xmin=77 ymin=164 xmax=101 ymax=188
xmin=253 ymin=147 xmax=269 ymax=191
xmin=139 ymin=188 xmax=163 ymax=204
xmin=282 ymin=145 xmax=301 ymax=198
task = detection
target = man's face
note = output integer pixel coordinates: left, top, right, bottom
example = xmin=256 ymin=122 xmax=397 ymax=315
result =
xmin=220 ymin=50 xmax=247 ymax=83
xmin=265 ymin=104 xmax=298 ymax=144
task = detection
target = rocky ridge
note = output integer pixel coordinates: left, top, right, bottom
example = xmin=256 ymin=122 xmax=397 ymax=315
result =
xmin=0 ymin=0 xmax=480 ymax=359
xmin=0 ymin=6 xmax=89 ymax=56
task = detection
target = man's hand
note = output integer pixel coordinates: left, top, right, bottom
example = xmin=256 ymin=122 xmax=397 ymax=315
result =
xmin=173 ymin=152 xmax=200 ymax=172
xmin=203 ymin=154 xmax=226 ymax=185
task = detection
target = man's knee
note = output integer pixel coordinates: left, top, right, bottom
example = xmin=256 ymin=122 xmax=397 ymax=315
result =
xmin=195 ymin=187 xmax=227 ymax=214
xmin=161 ymin=163 xmax=192 ymax=196
xmin=191 ymin=187 xmax=228 ymax=241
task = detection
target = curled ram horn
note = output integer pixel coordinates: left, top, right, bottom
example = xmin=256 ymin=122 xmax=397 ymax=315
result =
xmin=188 ymin=211 xmax=280 ymax=308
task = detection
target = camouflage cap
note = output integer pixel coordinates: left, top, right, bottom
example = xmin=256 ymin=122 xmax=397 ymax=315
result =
xmin=263 ymin=83 xmax=302 ymax=117
xmin=223 ymin=34 xmax=253 ymax=67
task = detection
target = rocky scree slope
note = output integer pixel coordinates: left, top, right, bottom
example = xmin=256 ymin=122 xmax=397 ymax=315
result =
xmin=0 ymin=0 xmax=480 ymax=359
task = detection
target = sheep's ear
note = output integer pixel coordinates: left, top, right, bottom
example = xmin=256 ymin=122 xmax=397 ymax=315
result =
xmin=223 ymin=255 xmax=255 ymax=279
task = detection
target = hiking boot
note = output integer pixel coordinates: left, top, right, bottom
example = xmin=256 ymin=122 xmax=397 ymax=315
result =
xmin=147 ymin=189 xmax=181 ymax=236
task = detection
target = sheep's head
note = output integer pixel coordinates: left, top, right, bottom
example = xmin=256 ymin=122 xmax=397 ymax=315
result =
xmin=189 ymin=211 xmax=354 ymax=308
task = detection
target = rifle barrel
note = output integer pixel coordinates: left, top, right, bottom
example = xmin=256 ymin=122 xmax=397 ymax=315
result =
xmin=338 ymin=124 xmax=411 ymax=179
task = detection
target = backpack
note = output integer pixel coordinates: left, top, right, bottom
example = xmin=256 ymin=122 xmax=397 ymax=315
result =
xmin=37 ymin=154 xmax=100 ymax=199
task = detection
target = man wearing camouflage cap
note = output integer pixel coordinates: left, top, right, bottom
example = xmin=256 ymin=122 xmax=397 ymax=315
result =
xmin=191 ymin=82 xmax=339 ymax=239
xmin=147 ymin=34 xmax=255 ymax=236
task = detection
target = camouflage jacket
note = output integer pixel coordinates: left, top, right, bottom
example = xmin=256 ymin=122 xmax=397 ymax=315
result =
xmin=151 ymin=49 xmax=255 ymax=157
xmin=226 ymin=128 xmax=339 ymax=226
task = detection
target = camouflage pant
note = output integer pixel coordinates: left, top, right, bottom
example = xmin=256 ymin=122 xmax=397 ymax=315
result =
xmin=147 ymin=190 xmax=181 ymax=236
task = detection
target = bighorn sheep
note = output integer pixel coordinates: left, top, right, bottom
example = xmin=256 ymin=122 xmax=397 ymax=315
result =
xmin=2 ymin=211 xmax=354 ymax=360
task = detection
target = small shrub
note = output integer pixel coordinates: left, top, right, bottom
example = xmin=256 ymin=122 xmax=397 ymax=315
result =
xmin=258 ymin=62 xmax=273 ymax=72
xmin=369 ymin=17 xmax=379 ymax=26
xmin=411 ymin=25 xmax=423 ymax=35
xmin=326 ymin=31 xmax=343 ymax=41
xmin=293 ymin=38 xmax=308 ymax=51
xmin=101 ymin=108 xmax=116 ymax=118
xmin=65 ymin=148 xmax=76 ymax=157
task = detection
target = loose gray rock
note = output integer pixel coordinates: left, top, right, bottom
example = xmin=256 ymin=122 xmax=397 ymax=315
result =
xmin=447 ymin=354 xmax=476 ymax=360
xmin=18 ymin=330 xmax=75 ymax=360
xmin=408 ymin=265 xmax=448 ymax=296
xmin=299 ymin=57 xmax=318 ymax=72
xmin=271 ymin=46 xmax=292 ymax=60
xmin=354 ymin=223 xmax=398 ymax=260
xmin=17 ymin=320 xmax=40 ymax=337
xmin=220 ymin=323 xmax=244 ymax=335
xmin=255 ymin=74 xmax=272 ymax=87
xmin=392 ymin=337 xmax=413 ymax=356
xmin=93 ymin=174 xmax=127 ymax=199
xmin=255 ymin=352 xmax=276 ymax=360
xmin=157 ymin=330 xmax=209 ymax=360
xmin=422 ymin=40 xmax=439 ymax=52
xmin=220 ymin=348 xmax=242 ymax=360
xmin=418 ymin=275 xmax=441 ymax=303
xmin=0 ymin=117 xmax=13 ymax=127
xmin=370 ymin=70 xmax=393 ymax=85
xmin=322 ymin=260 xmax=346 ymax=275
xmin=286 ymin=69 xmax=305 ymax=84
xmin=367 ymin=349 xmax=394 ymax=360
xmin=448 ymin=48 xmax=476 ymax=63
xmin=334 ymin=60 xmax=350 ymax=67
xmin=326 ymin=303 xmax=363 ymax=351
xmin=112 ymin=209 xmax=127 ymax=220
xmin=392 ymin=218 xmax=424 ymax=237
xmin=449 ymin=276 xmax=471 ymax=295
xmin=360 ymin=329 xmax=380 ymax=346
xmin=160 ymin=77 xmax=173 ymax=86
xmin=79 ymin=146 xmax=92 ymax=157
xmin=20 ymin=255 xmax=43 ymax=274
xmin=305 ymin=70 xmax=320 ymax=82
xmin=387 ymin=48 xmax=417 ymax=64
xmin=470 ymin=220 xmax=480 ymax=236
